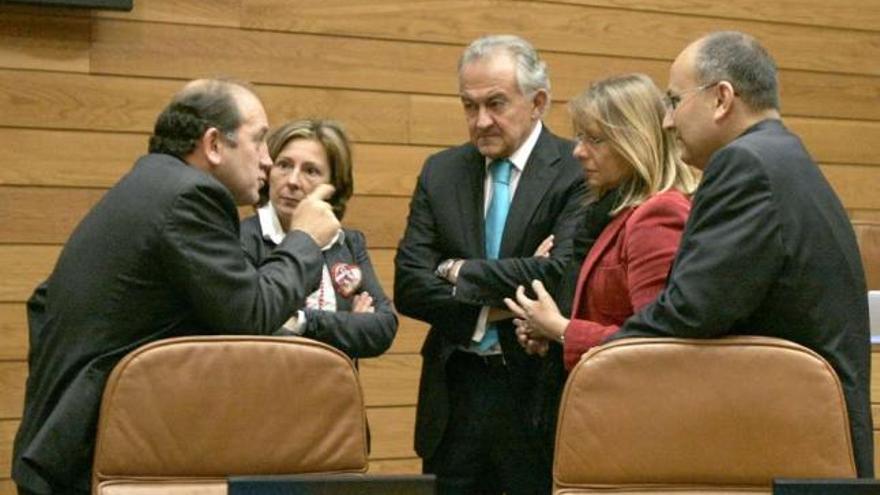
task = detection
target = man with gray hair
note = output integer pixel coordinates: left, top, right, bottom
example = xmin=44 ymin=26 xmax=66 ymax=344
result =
xmin=13 ymin=79 xmax=340 ymax=494
xmin=612 ymin=31 xmax=873 ymax=476
xmin=395 ymin=35 xmax=588 ymax=493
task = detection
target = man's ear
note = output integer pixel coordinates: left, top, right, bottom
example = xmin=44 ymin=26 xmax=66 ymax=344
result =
xmin=196 ymin=127 xmax=224 ymax=168
xmin=713 ymin=81 xmax=736 ymax=121
xmin=531 ymin=90 xmax=549 ymax=119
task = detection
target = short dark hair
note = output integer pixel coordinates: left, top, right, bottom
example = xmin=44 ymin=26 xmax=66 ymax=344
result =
xmin=694 ymin=31 xmax=779 ymax=111
xmin=148 ymin=79 xmax=250 ymax=158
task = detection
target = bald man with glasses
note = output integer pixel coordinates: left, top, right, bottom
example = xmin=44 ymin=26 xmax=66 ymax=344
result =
xmin=611 ymin=31 xmax=874 ymax=477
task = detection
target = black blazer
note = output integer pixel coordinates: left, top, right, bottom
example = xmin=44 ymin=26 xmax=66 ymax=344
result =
xmin=240 ymin=218 xmax=397 ymax=358
xmin=614 ymin=119 xmax=874 ymax=477
xmin=394 ymin=126 xmax=587 ymax=463
xmin=13 ymin=154 xmax=324 ymax=493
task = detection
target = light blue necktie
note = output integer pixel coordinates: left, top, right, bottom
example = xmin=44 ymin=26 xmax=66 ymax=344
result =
xmin=476 ymin=158 xmax=512 ymax=351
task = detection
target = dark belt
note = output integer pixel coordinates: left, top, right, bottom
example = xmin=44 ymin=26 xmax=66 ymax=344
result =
xmin=454 ymin=349 xmax=507 ymax=369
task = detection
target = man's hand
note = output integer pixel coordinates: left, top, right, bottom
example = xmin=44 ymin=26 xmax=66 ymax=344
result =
xmin=289 ymin=184 xmax=340 ymax=247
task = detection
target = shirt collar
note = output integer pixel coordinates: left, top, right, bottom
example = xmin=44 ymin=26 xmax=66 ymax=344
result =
xmin=257 ymin=202 xmax=344 ymax=251
xmin=484 ymin=120 xmax=542 ymax=173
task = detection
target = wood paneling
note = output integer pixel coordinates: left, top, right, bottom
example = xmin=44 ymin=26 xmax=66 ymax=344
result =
xmin=242 ymin=1 xmax=880 ymax=76
xmin=0 ymin=420 xmax=17 ymax=480
xmin=553 ymin=0 xmax=880 ymax=32
xmin=0 ymin=480 xmax=14 ymax=495
xmin=368 ymin=458 xmax=422 ymax=474
xmin=387 ymin=317 xmax=427 ymax=355
xmin=0 ymin=128 xmax=433 ymax=197
xmin=360 ymin=355 xmax=420 ymax=407
xmin=88 ymin=17 xmax=880 ymax=121
xmin=0 ymin=246 xmax=58 ymax=303
xmin=0 ymin=364 xmax=25 ymax=420
xmin=0 ymin=187 xmax=408 ymax=248
xmin=91 ymin=19 xmax=459 ymax=96
xmin=367 ymin=406 xmax=416 ymax=459
xmin=0 ymin=70 xmax=409 ymax=142
xmin=0 ymin=304 xmax=27 ymax=361
xmin=0 ymin=13 xmax=90 ymax=73
xmin=96 ymin=0 xmax=240 ymax=27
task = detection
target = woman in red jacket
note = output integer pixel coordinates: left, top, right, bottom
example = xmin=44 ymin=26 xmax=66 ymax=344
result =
xmin=505 ymin=73 xmax=699 ymax=370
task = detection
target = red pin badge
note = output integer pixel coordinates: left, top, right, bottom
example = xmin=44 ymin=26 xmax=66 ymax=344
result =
xmin=330 ymin=263 xmax=363 ymax=298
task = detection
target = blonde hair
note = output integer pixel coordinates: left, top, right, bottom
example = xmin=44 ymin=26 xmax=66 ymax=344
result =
xmin=266 ymin=119 xmax=354 ymax=220
xmin=569 ymin=73 xmax=699 ymax=214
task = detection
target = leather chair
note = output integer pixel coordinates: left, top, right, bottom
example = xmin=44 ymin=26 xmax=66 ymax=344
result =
xmin=91 ymin=336 xmax=368 ymax=495
xmin=853 ymin=220 xmax=880 ymax=290
xmin=553 ymin=336 xmax=855 ymax=494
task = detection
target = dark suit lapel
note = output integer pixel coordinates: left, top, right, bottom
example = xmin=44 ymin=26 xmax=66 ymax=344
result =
xmin=457 ymin=146 xmax=488 ymax=257
xmin=500 ymin=127 xmax=560 ymax=257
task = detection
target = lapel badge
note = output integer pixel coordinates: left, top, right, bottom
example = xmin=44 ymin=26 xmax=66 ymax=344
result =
xmin=330 ymin=262 xmax=363 ymax=298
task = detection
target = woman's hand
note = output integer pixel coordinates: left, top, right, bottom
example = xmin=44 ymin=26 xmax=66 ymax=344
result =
xmin=504 ymin=280 xmax=568 ymax=343
xmin=352 ymin=292 xmax=375 ymax=313
xmin=514 ymin=320 xmax=550 ymax=357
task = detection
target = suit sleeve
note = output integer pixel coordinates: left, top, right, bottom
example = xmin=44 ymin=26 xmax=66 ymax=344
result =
xmin=160 ymin=182 xmax=323 ymax=334
xmin=454 ymin=174 xmax=587 ymax=307
xmin=612 ymin=146 xmax=785 ymax=341
xmin=303 ymin=231 xmax=398 ymax=358
xmin=563 ymin=195 xmax=689 ymax=369
xmin=394 ymin=164 xmax=482 ymax=343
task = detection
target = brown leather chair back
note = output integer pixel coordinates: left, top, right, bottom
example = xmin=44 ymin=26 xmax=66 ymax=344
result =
xmin=553 ymin=337 xmax=855 ymax=494
xmin=853 ymin=220 xmax=880 ymax=290
xmin=92 ymin=336 xmax=368 ymax=495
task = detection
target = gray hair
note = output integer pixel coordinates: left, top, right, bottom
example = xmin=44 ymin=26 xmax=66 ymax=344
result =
xmin=694 ymin=31 xmax=780 ymax=111
xmin=458 ymin=34 xmax=551 ymax=100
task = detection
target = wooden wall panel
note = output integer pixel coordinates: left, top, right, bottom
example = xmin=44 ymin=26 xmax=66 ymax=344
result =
xmin=360 ymin=355 xmax=420 ymax=407
xmin=0 ymin=364 xmax=25 ymax=420
xmin=0 ymin=305 xmax=28 ymax=361
xmin=367 ymin=407 xmax=416 ymax=459
xmin=0 ymin=420 xmax=17 ymax=480
xmin=0 ymin=188 xmax=408 ymax=248
xmin=242 ymin=1 xmax=880 ymax=76
xmin=0 ymin=13 xmax=90 ymax=73
xmin=0 ymin=128 xmax=432 ymax=197
xmin=554 ymin=0 xmax=880 ymax=32
xmin=87 ymin=16 xmax=880 ymax=122
xmin=1 ymin=0 xmax=879 ymax=483
xmin=0 ymin=246 xmax=59 ymax=303
xmin=96 ymin=0 xmax=240 ymax=27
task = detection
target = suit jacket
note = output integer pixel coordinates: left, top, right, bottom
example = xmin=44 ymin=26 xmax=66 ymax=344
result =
xmin=394 ymin=126 xmax=588 ymax=464
xmin=613 ymin=119 xmax=874 ymax=477
xmin=563 ymin=190 xmax=690 ymax=370
xmin=13 ymin=153 xmax=324 ymax=494
xmin=240 ymin=218 xmax=397 ymax=358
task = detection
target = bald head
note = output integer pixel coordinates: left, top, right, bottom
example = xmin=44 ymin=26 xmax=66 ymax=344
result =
xmin=688 ymin=31 xmax=780 ymax=112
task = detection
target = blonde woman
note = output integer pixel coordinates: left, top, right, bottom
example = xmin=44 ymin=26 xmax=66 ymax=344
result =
xmin=506 ymin=73 xmax=699 ymax=369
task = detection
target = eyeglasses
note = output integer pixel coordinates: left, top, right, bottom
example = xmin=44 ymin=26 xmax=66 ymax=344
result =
xmin=662 ymin=81 xmax=720 ymax=111
xmin=574 ymin=132 xmax=606 ymax=147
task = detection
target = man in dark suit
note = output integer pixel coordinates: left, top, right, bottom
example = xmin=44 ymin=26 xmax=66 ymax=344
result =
xmin=394 ymin=35 xmax=587 ymax=494
xmin=612 ymin=31 xmax=874 ymax=476
xmin=12 ymin=79 xmax=340 ymax=495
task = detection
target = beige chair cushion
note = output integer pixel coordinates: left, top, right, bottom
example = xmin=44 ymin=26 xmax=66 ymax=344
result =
xmin=93 ymin=336 xmax=368 ymax=493
xmin=554 ymin=336 xmax=855 ymax=494
xmin=853 ymin=220 xmax=880 ymax=290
